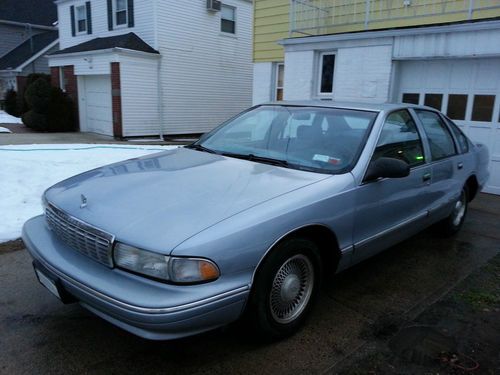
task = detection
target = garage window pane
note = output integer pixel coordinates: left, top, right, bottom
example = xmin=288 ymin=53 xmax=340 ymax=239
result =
xmin=471 ymin=95 xmax=495 ymax=122
xmin=447 ymin=94 xmax=467 ymax=120
xmin=402 ymin=93 xmax=419 ymax=105
xmin=424 ymin=94 xmax=443 ymax=110
xmin=415 ymin=110 xmax=457 ymax=160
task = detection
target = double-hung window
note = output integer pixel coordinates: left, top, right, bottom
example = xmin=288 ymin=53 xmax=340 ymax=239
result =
xmin=115 ymin=0 xmax=128 ymax=26
xmin=76 ymin=5 xmax=87 ymax=33
xmin=317 ymin=52 xmax=335 ymax=96
xmin=221 ymin=4 xmax=236 ymax=34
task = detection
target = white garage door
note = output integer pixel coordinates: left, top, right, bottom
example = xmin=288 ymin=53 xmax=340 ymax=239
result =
xmin=396 ymin=59 xmax=500 ymax=195
xmin=82 ymin=75 xmax=113 ymax=136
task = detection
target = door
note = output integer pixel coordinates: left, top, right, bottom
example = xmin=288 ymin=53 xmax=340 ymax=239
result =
xmin=83 ymin=75 xmax=113 ymax=136
xmin=397 ymin=59 xmax=500 ymax=194
xmin=353 ymin=109 xmax=433 ymax=263
xmin=412 ymin=109 xmax=462 ymax=220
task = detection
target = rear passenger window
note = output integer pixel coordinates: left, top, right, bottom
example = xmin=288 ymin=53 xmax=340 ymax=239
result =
xmin=445 ymin=117 xmax=469 ymax=154
xmin=415 ymin=110 xmax=457 ymax=160
xmin=373 ymin=110 xmax=425 ymax=167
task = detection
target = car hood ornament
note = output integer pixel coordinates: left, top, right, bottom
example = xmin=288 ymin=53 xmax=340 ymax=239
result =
xmin=80 ymin=194 xmax=88 ymax=209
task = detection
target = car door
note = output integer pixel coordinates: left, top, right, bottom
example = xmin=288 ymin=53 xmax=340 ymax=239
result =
xmin=352 ymin=109 xmax=433 ymax=264
xmin=412 ymin=109 xmax=462 ymax=221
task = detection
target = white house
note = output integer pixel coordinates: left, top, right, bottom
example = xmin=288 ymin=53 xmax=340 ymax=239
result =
xmin=253 ymin=18 xmax=500 ymax=195
xmin=48 ymin=0 xmax=253 ymax=137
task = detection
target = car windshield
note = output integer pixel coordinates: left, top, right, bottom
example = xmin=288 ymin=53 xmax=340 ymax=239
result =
xmin=195 ymin=105 xmax=378 ymax=174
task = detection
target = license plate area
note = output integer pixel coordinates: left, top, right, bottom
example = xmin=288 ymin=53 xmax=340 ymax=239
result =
xmin=32 ymin=261 xmax=77 ymax=304
xmin=35 ymin=268 xmax=61 ymax=299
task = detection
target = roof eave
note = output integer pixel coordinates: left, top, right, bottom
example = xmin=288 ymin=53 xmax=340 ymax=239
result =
xmin=0 ymin=19 xmax=57 ymax=31
xmin=48 ymin=47 xmax=161 ymax=59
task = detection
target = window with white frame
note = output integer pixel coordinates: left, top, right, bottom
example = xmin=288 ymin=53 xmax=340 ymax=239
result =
xmin=115 ymin=0 xmax=128 ymax=26
xmin=275 ymin=63 xmax=284 ymax=101
xmin=318 ymin=52 xmax=335 ymax=96
xmin=76 ymin=5 xmax=87 ymax=33
xmin=221 ymin=4 xmax=236 ymax=34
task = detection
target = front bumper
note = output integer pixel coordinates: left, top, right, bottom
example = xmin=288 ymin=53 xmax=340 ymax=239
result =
xmin=22 ymin=216 xmax=251 ymax=340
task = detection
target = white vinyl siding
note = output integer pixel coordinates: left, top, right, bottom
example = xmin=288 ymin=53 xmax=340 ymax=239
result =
xmin=156 ymin=0 xmax=253 ymax=134
xmin=57 ymin=0 xmax=154 ymax=49
xmin=120 ymin=55 xmax=160 ymax=136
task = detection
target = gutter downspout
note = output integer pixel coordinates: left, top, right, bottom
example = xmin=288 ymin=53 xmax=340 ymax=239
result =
xmin=153 ymin=0 xmax=164 ymax=140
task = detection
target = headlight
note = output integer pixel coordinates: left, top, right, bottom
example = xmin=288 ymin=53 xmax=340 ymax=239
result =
xmin=113 ymin=242 xmax=220 ymax=284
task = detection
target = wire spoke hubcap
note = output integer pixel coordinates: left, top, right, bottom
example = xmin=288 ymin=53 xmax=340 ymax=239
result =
xmin=270 ymin=254 xmax=314 ymax=324
xmin=452 ymin=191 xmax=466 ymax=226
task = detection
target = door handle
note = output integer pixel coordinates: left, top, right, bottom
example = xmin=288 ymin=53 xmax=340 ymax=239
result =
xmin=457 ymin=162 xmax=463 ymax=170
xmin=422 ymin=173 xmax=431 ymax=182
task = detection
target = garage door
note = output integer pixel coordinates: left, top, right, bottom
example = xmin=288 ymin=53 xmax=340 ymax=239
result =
xmin=82 ymin=75 xmax=113 ymax=136
xmin=396 ymin=59 xmax=500 ymax=195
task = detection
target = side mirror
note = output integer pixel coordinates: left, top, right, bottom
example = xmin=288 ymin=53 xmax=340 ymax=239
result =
xmin=365 ymin=157 xmax=410 ymax=181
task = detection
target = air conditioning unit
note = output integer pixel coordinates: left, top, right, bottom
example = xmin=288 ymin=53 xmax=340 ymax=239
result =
xmin=207 ymin=0 xmax=221 ymax=12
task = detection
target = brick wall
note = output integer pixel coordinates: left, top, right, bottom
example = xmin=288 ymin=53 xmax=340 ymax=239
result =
xmin=50 ymin=67 xmax=60 ymax=88
xmin=111 ymin=62 xmax=122 ymax=138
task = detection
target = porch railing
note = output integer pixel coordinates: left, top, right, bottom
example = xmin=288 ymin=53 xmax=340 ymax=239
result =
xmin=290 ymin=0 xmax=500 ymax=36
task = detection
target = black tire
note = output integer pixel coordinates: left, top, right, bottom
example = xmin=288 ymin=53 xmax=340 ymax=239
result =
xmin=438 ymin=186 xmax=469 ymax=236
xmin=246 ymin=237 xmax=322 ymax=341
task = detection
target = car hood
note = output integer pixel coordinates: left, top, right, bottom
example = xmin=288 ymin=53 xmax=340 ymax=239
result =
xmin=45 ymin=147 xmax=330 ymax=253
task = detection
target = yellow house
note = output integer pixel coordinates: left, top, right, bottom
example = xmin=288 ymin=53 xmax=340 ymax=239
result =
xmin=252 ymin=0 xmax=500 ymax=195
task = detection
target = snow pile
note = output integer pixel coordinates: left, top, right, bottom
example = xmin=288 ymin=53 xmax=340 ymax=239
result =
xmin=0 ymin=126 xmax=12 ymax=133
xmin=0 ymin=110 xmax=23 ymax=124
xmin=0 ymin=144 xmax=178 ymax=242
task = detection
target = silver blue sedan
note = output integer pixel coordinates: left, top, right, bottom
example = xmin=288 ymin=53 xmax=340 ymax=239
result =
xmin=23 ymin=102 xmax=489 ymax=340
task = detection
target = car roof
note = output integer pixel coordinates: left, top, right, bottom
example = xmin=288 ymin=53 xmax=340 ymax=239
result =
xmin=260 ymin=100 xmax=436 ymax=113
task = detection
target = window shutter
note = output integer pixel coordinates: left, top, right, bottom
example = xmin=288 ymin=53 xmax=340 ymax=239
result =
xmin=128 ymin=0 xmax=134 ymax=27
xmin=107 ymin=0 xmax=113 ymax=30
xmin=86 ymin=1 xmax=92 ymax=34
xmin=70 ymin=6 xmax=75 ymax=36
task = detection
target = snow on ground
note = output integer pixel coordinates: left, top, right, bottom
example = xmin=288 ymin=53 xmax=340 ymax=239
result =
xmin=0 ymin=126 xmax=12 ymax=133
xmin=0 ymin=110 xmax=23 ymax=124
xmin=0 ymin=144 xmax=178 ymax=242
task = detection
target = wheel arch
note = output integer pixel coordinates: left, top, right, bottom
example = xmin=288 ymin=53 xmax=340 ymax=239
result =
xmin=251 ymin=224 xmax=342 ymax=286
xmin=465 ymin=174 xmax=479 ymax=202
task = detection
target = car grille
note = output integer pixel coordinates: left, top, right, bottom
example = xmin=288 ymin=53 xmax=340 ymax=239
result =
xmin=45 ymin=204 xmax=114 ymax=267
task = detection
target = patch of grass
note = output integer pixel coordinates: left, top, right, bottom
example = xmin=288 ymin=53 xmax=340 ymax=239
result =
xmin=457 ymin=289 xmax=500 ymax=310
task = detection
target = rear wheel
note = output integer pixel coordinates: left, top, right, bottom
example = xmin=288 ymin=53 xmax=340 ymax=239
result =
xmin=247 ymin=238 xmax=322 ymax=340
xmin=438 ymin=186 xmax=468 ymax=236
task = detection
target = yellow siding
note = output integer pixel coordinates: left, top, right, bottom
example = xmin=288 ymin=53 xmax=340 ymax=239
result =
xmin=253 ymin=0 xmax=289 ymax=62
xmin=253 ymin=0 xmax=500 ymax=63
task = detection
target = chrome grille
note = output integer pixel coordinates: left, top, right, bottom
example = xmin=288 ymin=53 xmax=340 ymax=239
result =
xmin=45 ymin=204 xmax=114 ymax=267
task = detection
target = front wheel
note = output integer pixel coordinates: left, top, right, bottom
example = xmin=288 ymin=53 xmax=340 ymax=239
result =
xmin=438 ymin=186 xmax=468 ymax=236
xmin=246 ymin=238 xmax=322 ymax=340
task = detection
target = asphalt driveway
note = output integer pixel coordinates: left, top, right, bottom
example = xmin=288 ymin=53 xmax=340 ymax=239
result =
xmin=0 ymin=194 xmax=499 ymax=374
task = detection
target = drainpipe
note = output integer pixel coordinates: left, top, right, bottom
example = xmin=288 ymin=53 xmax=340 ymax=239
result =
xmin=153 ymin=0 xmax=164 ymax=140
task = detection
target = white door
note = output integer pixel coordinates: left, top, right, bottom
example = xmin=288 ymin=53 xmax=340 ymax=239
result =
xmin=82 ymin=75 xmax=113 ymax=136
xmin=396 ymin=59 xmax=500 ymax=195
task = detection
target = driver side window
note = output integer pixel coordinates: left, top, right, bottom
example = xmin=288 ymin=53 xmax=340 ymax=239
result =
xmin=372 ymin=110 xmax=425 ymax=167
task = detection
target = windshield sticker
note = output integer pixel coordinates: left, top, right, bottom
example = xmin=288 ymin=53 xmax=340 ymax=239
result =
xmin=313 ymin=154 xmax=342 ymax=165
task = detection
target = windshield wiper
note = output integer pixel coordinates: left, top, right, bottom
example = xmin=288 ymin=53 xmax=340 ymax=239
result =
xmin=185 ymin=144 xmax=217 ymax=154
xmin=221 ymin=152 xmax=289 ymax=168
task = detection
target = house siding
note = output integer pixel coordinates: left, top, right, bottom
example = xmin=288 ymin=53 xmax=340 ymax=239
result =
xmin=0 ymin=24 xmax=45 ymax=57
xmin=57 ymin=0 xmax=155 ymax=50
xmin=19 ymin=44 xmax=59 ymax=76
xmin=253 ymin=0 xmax=289 ymax=63
xmin=157 ymin=0 xmax=253 ymax=134
xmin=119 ymin=55 xmax=160 ymax=136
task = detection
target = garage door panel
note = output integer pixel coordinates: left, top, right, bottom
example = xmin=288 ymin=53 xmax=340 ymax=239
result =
xmin=83 ymin=75 xmax=113 ymax=136
xmin=398 ymin=58 xmax=500 ymax=195
xmin=450 ymin=62 xmax=472 ymax=90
